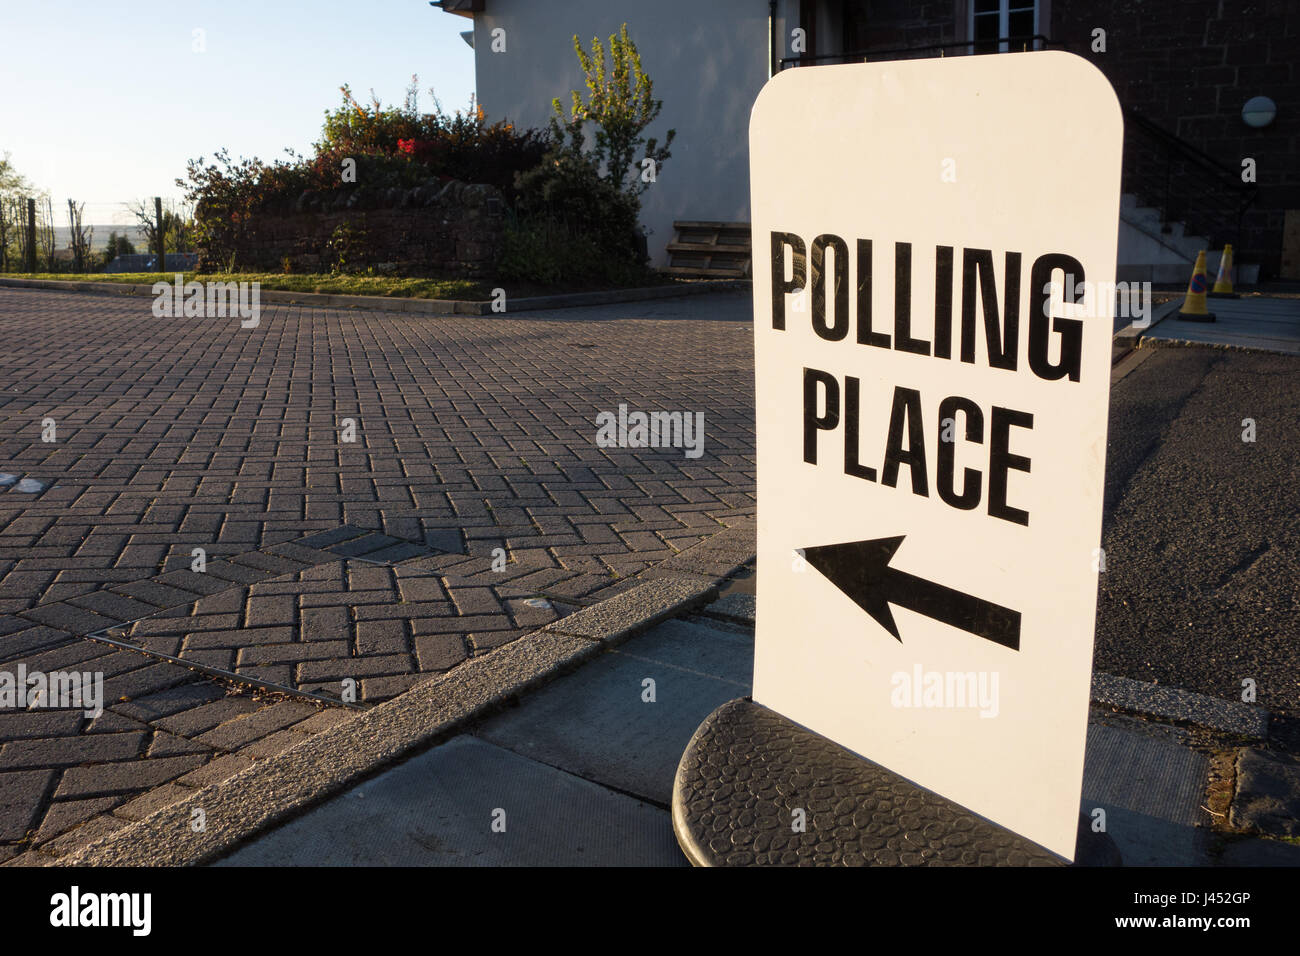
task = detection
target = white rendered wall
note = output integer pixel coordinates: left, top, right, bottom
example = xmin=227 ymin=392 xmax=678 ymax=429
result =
xmin=471 ymin=0 xmax=782 ymax=266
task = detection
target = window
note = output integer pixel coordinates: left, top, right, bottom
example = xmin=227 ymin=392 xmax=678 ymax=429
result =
xmin=970 ymin=0 xmax=1038 ymax=54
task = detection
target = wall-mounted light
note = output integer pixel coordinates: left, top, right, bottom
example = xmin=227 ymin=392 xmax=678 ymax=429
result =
xmin=1242 ymin=95 xmax=1277 ymax=128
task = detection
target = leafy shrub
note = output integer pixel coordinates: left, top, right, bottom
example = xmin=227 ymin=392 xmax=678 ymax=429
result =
xmin=550 ymin=24 xmax=674 ymax=194
xmin=498 ymin=148 xmax=649 ymax=285
xmin=316 ymin=79 xmax=548 ymax=199
xmin=326 ymin=221 xmax=368 ymax=275
xmin=393 ymin=115 xmax=548 ymax=202
xmin=178 ymin=150 xmax=265 ymax=270
xmin=317 ymin=82 xmax=427 ymax=156
xmin=178 ymin=48 xmax=673 ymax=288
xmin=498 ymin=24 xmax=677 ymax=286
xmin=498 ymin=219 xmax=649 ymax=287
xmin=179 ymin=78 xmax=549 ymax=268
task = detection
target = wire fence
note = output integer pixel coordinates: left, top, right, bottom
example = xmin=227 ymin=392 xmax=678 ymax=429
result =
xmin=0 ymin=196 xmax=196 ymax=274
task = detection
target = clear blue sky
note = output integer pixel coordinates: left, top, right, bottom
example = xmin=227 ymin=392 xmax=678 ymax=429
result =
xmin=0 ymin=0 xmax=475 ymax=223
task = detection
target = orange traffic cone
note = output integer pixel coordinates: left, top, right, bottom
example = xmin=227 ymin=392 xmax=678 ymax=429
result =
xmin=1177 ymin=250 xmax=1216 ymax=322
xmin=1209 ymin=244 xmax=1239 ymax=297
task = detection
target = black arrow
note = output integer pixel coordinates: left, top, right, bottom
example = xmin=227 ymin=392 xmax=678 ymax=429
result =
xmin=801 ymin=536 xmax=1020 ymax=650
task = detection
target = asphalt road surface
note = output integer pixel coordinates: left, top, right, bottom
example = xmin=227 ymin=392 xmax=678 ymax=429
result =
xmin=1097 ymin=347 xmax=1299 ymax=748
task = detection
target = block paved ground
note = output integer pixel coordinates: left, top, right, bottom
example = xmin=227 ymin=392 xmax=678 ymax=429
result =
xmin=0 ymin=287 xmax=756 ymax=608
xmin=0 ymin=288 xmax=756 ymax=863
xmin=2 ymin=288 xmax=1294 ymax=865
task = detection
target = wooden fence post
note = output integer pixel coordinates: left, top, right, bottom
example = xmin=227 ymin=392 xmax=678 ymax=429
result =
xmin=155 ymin=197 xmax=166 ymax=273
xmin=25 ymin=198 xmax=36 ymax=273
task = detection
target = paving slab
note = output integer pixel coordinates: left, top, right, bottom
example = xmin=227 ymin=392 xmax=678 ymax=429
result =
xmin=476 ymin=617 xmax=752 ymax=806
xmin=1142 ymin=295 xmax=1300 ymax=355
xmin=215 ymin=735 xmax=685 ymax=867
xmin=1079 ymin=719 xmax=1212 ymax=866
xmin=611 ymin=617 xmax=754 ymax=688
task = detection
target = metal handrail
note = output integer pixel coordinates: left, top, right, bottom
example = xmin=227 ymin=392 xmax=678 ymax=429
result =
xmin=778 ymin=34 xmax=1059 ymax=69
xmin=1120 ymin=105 xmax=1257 ymax=249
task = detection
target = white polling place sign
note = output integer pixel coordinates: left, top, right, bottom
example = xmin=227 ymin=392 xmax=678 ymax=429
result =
xmin=750 ymin=52 xmax=1123 ymax=859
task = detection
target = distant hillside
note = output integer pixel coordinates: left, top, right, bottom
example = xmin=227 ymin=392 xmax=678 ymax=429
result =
xmin=50 ymin=225 xmax=147 ymax=252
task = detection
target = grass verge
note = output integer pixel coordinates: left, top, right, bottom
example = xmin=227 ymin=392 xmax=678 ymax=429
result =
xmin=2 ymin=272 xmax=487 ymax=300
xmin=0 ymin=270 xmax=686 ymax=301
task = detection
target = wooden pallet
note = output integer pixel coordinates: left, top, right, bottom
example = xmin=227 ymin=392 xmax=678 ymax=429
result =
xmin=663 ymin=221 xmax=752 ymax=278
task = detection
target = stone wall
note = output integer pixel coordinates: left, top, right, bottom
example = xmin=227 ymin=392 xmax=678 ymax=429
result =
xmin=221 ymin=180 xmax=505 ymax=278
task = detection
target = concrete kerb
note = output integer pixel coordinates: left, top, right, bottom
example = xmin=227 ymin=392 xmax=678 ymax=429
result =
xmin=0 ymin=276 xmax=749 ymax=316
xmin=1114 ymin=298 xmax=1181 ymax=353
xmin=543 ymin=577 xmax=721 ymax=645
xmin=52 ymin=536 xmax=750 ymax=866
xmin=618 ymin=523 xmax=756 ymax=591
xmin=1091 ymin=671 xmax=1270 ymax=739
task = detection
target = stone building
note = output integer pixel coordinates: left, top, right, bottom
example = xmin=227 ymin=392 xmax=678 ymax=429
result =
xmin=436 ymin=0 xmax=1295 ymax=280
